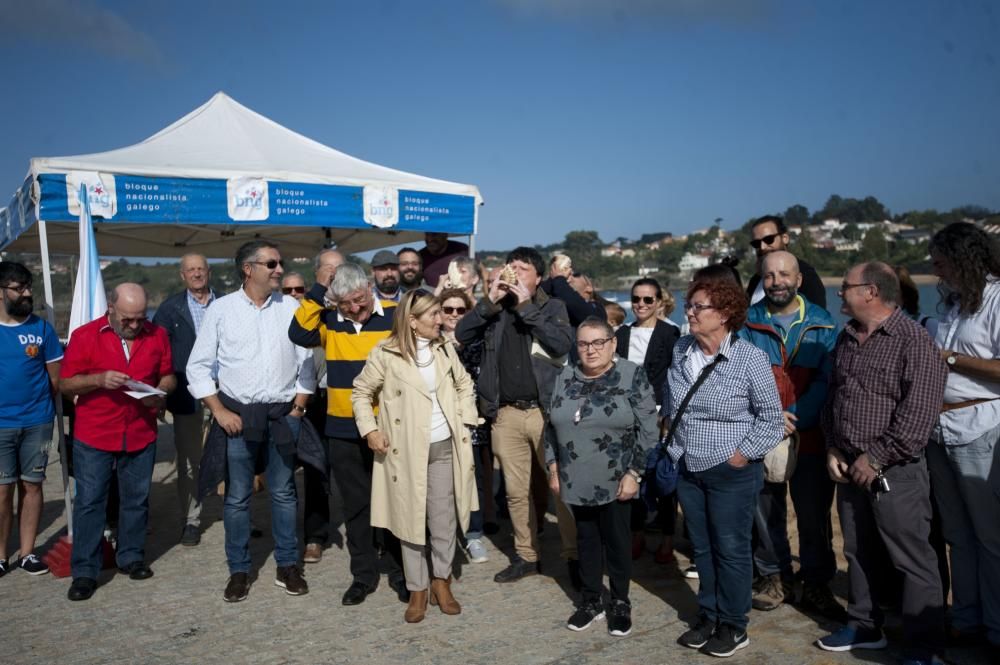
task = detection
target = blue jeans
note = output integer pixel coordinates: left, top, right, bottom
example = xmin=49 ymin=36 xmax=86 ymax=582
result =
xmin=71 ymin=439 xmax=156 ymax=579
xmin=224 ymin=416 xmax=300 ymax=574
xmin=754 ymin=452 xmax=837 ymax=584
xmin=927 ymin=427 xmax=1000 ymax=645
xmin=677 ymin=458 xmax=763 ymax=631
xmin=0 ymin=422 xmax=54 ymax=484
xmin=466 ymin=447 xmax=487 ymax=539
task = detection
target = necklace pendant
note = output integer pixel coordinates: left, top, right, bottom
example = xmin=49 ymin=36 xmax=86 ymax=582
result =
xmin=573 ymin=407 xmax=582 ymax=424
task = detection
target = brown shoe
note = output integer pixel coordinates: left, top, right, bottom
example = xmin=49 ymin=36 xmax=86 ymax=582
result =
xmin=429 ymin=576 xmax=461 ymax=615
xmin=751 ymin=573 xmax=785 ymax=611
xmin=275 ymin=565 xmax=309 ymax=596
xmin=223 ymin=573 xmax=250 ymax=603
xmin=303 ymin=543 xmax=323 ymax=564
xmin=404 ymin=589 xmax=429 ymax=623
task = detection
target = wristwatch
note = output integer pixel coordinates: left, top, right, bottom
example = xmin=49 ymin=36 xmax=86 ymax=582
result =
xmin=868 ymin=456 xmax=883 ymax=473
xmin=291 ymin=404 xmax=307 ymax=415
xmin=946 ymin=353 xmax=958 ymax=367
xmin=627 ymin=469 xmax=643 ymax=484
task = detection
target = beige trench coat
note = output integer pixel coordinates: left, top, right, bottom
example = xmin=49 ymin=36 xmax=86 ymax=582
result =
xmin=352 ymin=338 xmax=479 ymax=546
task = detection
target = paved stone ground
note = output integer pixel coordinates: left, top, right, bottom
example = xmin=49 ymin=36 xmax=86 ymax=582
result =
xmin=6 ymin=423 xmax=992 ymax=665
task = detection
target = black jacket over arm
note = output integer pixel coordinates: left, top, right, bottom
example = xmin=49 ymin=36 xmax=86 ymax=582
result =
xmin=540 ymin=276 xmax=606 ymax=327
xmin=614 ymin=319 xmax=679 ymax=407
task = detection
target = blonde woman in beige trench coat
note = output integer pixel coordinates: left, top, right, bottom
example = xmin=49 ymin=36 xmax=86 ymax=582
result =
xmin=352 ymin=289 xmax=479 ymax=624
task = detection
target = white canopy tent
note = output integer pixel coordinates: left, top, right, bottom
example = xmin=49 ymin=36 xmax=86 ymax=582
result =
xmin=0 ymin=91 xmax=482 ymax=309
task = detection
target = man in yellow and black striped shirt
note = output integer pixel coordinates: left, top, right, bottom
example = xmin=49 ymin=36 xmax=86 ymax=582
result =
xmin=288 ymin=262 xmax=408 ymax=606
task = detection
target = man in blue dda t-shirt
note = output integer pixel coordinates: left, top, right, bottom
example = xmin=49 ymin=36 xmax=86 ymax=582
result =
xmin=0 ymin=261 xmax=62 ymax=577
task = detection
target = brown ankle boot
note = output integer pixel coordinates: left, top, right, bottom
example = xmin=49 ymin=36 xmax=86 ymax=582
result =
xmin=430 ymin=577 xmax=461 ymax=615
xmin=404 ymin=589 xmax=428 ymax=623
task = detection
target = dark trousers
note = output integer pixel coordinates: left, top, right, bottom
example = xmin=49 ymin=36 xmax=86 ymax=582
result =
xmin=572 ymin=500 xmax=631 ymax=605
xmin=677 ymin=459 xmax=762 ymax=631
xmin=328 ymin=436 xmax=402 ymax=587
xmin=71 ymin=440 xmax=156 ymax=579
xmin=302 ymin=393 xmax=330 ymax=544
xmin=754 ymin=452 xmax=836 ymax=584
xmin=837 ymin=456 xmax=944 ymax=660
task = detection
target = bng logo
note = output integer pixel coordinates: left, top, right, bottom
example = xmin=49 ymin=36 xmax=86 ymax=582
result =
xmin=227 ymin=178 xmax=269 ymax=221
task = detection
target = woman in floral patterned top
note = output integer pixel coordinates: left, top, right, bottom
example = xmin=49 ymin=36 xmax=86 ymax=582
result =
xmin=545 ymin=317 xmax=658 ymax=637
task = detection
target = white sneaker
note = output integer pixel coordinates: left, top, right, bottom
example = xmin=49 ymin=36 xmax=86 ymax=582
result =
xmin=466 ymin=538 xmax=489 ymax=563
xmin=683 ymin=565 xmax=699 ymax=579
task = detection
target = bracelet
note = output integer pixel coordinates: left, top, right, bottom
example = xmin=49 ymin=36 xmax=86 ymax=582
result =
xmin=627 ymin=469 xmax=643 ymax=483
xmin=291 ymin=404 xmax=307 ymax=415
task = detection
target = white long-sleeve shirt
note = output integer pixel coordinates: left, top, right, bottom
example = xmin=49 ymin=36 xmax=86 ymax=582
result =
xmin=186 ymin=288 xmax=315 ymax=404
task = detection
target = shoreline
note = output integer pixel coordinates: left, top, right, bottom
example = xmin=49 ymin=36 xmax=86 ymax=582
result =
xmin=820 ymin=274 xmax=938 ymax=286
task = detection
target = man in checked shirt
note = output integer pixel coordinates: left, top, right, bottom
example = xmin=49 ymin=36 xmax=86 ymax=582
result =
xmin=816 ymin=261 xmax=947 ymax=664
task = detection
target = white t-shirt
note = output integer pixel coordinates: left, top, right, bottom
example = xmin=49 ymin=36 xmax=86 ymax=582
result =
xmin=686 ymin=344 xmax=715 ymax=378
xmin=627 ymin=326 xmax=654 ymax=365
xmin=416 ymin=338 xmax=452 ymax=443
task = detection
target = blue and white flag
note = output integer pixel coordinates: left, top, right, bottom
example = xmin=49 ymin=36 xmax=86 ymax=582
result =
xmin=68 ymin=183 xmax=106 ymax=338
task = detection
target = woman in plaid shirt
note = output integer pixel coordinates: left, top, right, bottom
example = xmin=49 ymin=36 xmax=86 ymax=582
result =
xmin=668 ymin=278 xmax=785 ymax=657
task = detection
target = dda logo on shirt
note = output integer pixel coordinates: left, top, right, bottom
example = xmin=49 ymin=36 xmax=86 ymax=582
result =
xmin=19 ymin=333 xmax=42 ymax=358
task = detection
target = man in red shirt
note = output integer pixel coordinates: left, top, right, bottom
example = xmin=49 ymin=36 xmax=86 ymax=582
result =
xmin=59 ymin=283 xmax=175 ymax=601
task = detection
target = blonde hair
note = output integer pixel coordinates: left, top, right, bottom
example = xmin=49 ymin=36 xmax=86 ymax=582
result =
xmin=550 ymin=253 xmax=573 ymax=273
xmin=388 ymin=289 xmax=441 ymax=363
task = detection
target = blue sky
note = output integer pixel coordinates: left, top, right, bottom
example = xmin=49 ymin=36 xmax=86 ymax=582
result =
xmin=1 ymin=0 xmax=997 ymax=251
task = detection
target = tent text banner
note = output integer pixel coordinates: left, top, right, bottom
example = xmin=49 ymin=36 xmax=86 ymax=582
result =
xmin=36 ymin=174 xmax=475 ymax=233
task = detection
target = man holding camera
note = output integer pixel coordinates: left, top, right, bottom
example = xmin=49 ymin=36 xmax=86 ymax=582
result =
xmin=817 ymin=262 xmax=947 ymax=664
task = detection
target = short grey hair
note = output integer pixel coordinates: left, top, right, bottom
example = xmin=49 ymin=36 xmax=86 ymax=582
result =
xmin=282 ymin=271 xmax=305 ymax=284
xmin=330 ymin=262 xmax=369 ymax=299
xmin=314 ymin=248 xmax=343 ymax=272
xmin=860 ymin=261 xmax=900 ymax=306
xmin=577 ymin=315 xmax=614 ymax=339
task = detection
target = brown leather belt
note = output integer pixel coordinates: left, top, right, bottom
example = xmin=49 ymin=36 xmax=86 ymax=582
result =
xmin=941 ymin=397 xmax=999 ymax=413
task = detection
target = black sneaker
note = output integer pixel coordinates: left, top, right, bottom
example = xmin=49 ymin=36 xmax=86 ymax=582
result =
xmin=224 ymin=572 xmax=251 ymax=602
xmin=494 ymin=556 xmax=540 ymax=583
xmin=702 ymin=623 xmax=749 ymax=657
xmin=180 ymin=524 xmax=201 ymax=547
xmin=0 ymin=559 xmax=10 ymax=578
xmin=799 ymin=582 xmax=848 ymax=622
xmin=678 ymin=615 xmax=716 ymax=649
xmin=19 ymin=553 xmax=49 ymax=575
xmin=566 ymin=601 xmax=605 ymax=631
xmin=274 ymin=565 xmax=309 ymax=596
xmin=607 ymin=600 xmax=632 ymax=637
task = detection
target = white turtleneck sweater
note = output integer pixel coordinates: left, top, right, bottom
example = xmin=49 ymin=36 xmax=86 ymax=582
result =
xmin=416 ymin=337 xmax=452 ymax=443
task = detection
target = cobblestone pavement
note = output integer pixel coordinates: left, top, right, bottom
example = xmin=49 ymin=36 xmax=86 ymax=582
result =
xmin=6 ymin=424 xmax=992 ymax=665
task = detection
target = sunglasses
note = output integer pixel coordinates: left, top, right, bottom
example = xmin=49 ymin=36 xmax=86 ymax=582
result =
xmin=119 ymin=316 xmax=148 ymax=326
xmin=750 ymin=233 xmax=781 ymax=250
xmin=282 ymin=286 xmax=306 ymax=295
xmin=442 ymin=306 xmax=467 ymax=316
xmin=631 ymin=295 xmax=657 ymax=305
xmin=250 ymin=259 xmax=284 ymax=270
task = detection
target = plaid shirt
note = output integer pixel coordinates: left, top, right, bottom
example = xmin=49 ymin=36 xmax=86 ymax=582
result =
xmin=664 ymin=334 xmax=784 ymax=472
xmin=186 ymin=289 xmax=215 ymax=333
xmin=822 ymin=307 xmax=947 ymax=465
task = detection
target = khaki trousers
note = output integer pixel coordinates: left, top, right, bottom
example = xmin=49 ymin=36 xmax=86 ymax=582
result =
xmin=402 ymin=439 xmax=457 ymax=591
xmin=492 ymin=406 xmax=576 ymax=563
xmin=172 ymin=405 xmax=207 ymax=527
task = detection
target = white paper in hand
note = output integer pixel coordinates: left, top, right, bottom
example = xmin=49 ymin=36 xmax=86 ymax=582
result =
xmin=123 ymin=379 xmax=166 ymax=400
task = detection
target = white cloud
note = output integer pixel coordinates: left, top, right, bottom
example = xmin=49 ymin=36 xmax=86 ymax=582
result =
xmin=0 ymin=0 xmax=163 ymax=66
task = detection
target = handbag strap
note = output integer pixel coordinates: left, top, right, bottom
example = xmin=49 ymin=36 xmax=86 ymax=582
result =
xmin=659 ymin=346 xmax=726 ymax=451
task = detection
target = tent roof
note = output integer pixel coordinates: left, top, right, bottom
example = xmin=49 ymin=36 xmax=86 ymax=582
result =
xmin=2 ymin=92 xmax=480 ymax=258
xmin=31 ymin=92 xmax=481 ymax=199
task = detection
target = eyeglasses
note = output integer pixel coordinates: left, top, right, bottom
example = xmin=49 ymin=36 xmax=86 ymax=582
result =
xmin=282 ymin=286 xmax=306 ymax=295
xmin=249 ymin=259 xmax=284 ymax=270
xmin=631 ymin=295 xmax=657 ymax=305
xmin=571 ymin=271 xmax=582 ymax=278
xmin=576 ymin=337 xmax=612 ymax=351
xmin=683 ymin=302 xmax=715 ymax=313
xmin=1 ymin=283 xmax=31 ymax=295
xmin=118 ymin=316 xmax=147 ymax=326
xmin=750 ymin=233 xmax=781 ymax=250
xmin=838 ymin=282 xmax=873 ymax=295
xmin=442 ymin=306 xmax=467 ymax=316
